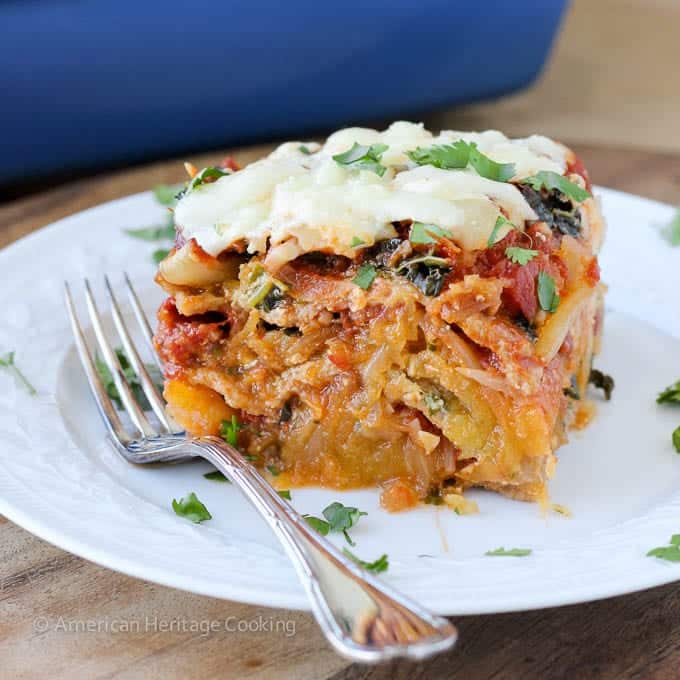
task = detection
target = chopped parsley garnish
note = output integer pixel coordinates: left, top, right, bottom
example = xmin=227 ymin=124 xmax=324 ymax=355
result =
xmin=266 ymin=464 xmax=281 ymax=476
xmin=220 ymin=415 xmax=243 ymax=448
xmin=662 ymin=208 xmax=680 ymax=246
xmin=350 ymin=236 xmax=366 ymax=248
xmin=152 ymin=183 xmax=183 ymax=206
xmin=424 ymin=392 xmax=445 ymax=415
xmin=124 ymin=220 xmax=176 ymax=242
xmin=505 ymin=246 xmax=538 ymax=265
xmin=406 ymin=141 xmax=470 ymax=169
xmin=589 ymin=369 xmax=615 ymax=401
xmin=537 ymin=271 xmax=560 ymax=313
xmin=467 ymin=143 xmax=516 ymax=182
xmin=407 ymin=140 xmax=515 ymax=181
xmin=352 ymin=263 xmax=378 ymax=290
xmin=488 ymin=216 xmax=514 ymax=247
xmin=647 ymin=535 xmax=680 ymax=562
xmin=298 ymin=145 xmax=312 ymax=155
xmin=342 ymin=548 xmax=389 ymax=574
xmin=0 ymin=351 xmax=36 ymax=395
xmin=204 ymin=470 xmax=230 ymax=483
xmin=182 ymin=166 xmax=230 ymax=195
xmin=485 ymin=547 xmax=532 ymax=557
xmin=304 ymin=502 xmax=367 ymax=546
xmin=303 ymin=515 xmax=331 ymax=535
xmin=172 ymin=492 xmax=212 ymax=523
xmin=152 ymin=248 xmax=170 ymax=264
xmin=94 ymin=347 xmax=162 ymax=410
xmin=657 ymin=379 xmax=680 ymax=405
xmin=520 ymin=171 xmax=591 ymax=203
xmin=673 ymin=426 xmax=680 ymax=453
xmin=278 ymin=490 xmax=292 ymax=500
xmin=409 ymin=222 xmax=452 ymax=245
xmin=333 ymin=142 xmax=388 ymax=177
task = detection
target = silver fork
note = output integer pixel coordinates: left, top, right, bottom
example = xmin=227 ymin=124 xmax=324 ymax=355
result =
xmin=63 ymin=275 xmax=458 ymax=663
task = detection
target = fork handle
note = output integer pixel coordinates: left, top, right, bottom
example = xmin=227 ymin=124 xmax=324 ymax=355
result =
xmin=193 ymin=436 xmax=457 ymax=663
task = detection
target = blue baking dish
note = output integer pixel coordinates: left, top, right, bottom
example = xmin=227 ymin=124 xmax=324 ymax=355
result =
xmin=0 ymin=1 xmax=568 ymax=183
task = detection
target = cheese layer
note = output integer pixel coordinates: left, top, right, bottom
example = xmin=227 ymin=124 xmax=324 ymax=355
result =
xmin=174 ymin=121 xmax=568 ymax=259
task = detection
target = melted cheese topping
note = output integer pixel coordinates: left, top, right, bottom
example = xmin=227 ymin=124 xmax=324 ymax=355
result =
xmin=174 ymin=121 xmax=568 ymax=260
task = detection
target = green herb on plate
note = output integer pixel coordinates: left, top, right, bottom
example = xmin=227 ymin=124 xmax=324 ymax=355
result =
xmin=519 ymin=171 xmax=591 ymax=203
xmin=0 ymin=351 xmax=36 ymax=395
xmin=647 ymin=535 xmax=680 ymax=562
xmin=172 ymin=492 xmax=212 ymax=523
xmin=342 ymin=548 xmax=389 ymax=573
xmin=333 ymin=142 xmax=388 ymax=177
xmin=485 ymin=547 xmax=532 ymax=557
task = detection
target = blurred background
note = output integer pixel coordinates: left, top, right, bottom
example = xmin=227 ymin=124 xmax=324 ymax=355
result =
xmin=1 ymin=0 xmax=678 ymax=201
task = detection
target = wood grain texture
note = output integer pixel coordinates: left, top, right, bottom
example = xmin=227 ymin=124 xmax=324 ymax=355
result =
xmin=1 ymin=142 xmax=679 ymax=680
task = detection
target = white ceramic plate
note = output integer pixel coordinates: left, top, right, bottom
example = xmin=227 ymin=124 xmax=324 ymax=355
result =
xmin=1 ymin=186 xmax=680 ymax=615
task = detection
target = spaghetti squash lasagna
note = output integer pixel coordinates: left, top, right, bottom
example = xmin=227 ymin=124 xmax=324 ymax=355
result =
xmin=154 ymin=122 xmax=605 ymax=509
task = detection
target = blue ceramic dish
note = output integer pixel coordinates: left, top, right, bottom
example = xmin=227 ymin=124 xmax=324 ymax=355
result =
xmin=1 ymin=1 xmax=568 ymax=182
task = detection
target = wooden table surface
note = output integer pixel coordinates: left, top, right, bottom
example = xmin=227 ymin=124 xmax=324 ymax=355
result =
xmin=1 ymin=143 xmax=680 ymax=680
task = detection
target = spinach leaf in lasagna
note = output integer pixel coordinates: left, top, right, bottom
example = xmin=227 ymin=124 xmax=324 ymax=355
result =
xmin=172 ymin=492 xmax=212 ymax=523
xmin=396 ymin=254 xmax=450 ymax=297
xmin=333 ymin=142 xmax=388 ymax=177
xmin=0 ymin=351 xmax=36 ymax=395
xmin=342 ymin=548 xmax=389 ymax=573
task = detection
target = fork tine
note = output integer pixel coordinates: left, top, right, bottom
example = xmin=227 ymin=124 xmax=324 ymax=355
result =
xmin=123 ymin=272 xmax=163 ymax=372
xmin=83 ymin=279 xmax=158 ymax=438
xmin=104 ymin=276 xmax=182 ymax=434
xmin=64 ymin=282 xmax=130 ymax=445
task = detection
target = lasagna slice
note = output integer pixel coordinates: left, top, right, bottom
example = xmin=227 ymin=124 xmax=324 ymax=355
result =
xmin=154 ymin=122 xmax=605 ymax=510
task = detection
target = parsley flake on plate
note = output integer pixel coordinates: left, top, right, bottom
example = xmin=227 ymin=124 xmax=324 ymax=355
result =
xmin=505 ymin=246 xmax=538 ymax=265
xmin=172 ymin=492 xmax=212 ymax=523
xmin=333 ymin=142 xmax=389 ymax=177
xmin=94 ymin=347 xmax=162 ymax=410
xmin=278 ymin=490 xmax=292 ymax=500
xmin=647 ymin=535 xmax=680 ymax=562
xmin=352 ymin=263 xmax=378 ymax=290
xmin=0 ymin=351 xmax=36 ymax=395
xmin=124 ymin=219 xmax=176 ymax=242
xmin=203 ymin=470 xmax=230 ymax=483
xmin=519 ymin=171 xmax=591 ymax=203
xmin=657 ymin=378 xmax=680 ymax=405
xmin=537 ymin=271 xmax=560 ymax=313
xmin=662 ymin=208 xmax=680 ymax=246
xmin=342 ymin=548 xmax=389 ymax=573
xmin=304 ymin=502 xmax=367 ymax=546
xmin=152 ymin=183 xmax=183 ymax=206
xmin=485 ymin=547 xmax=532 ymax=557
xmin=409 ymin=222 xmax=452 ymax=245
xmin=673 ymin=426 xmax=680 ymax=454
